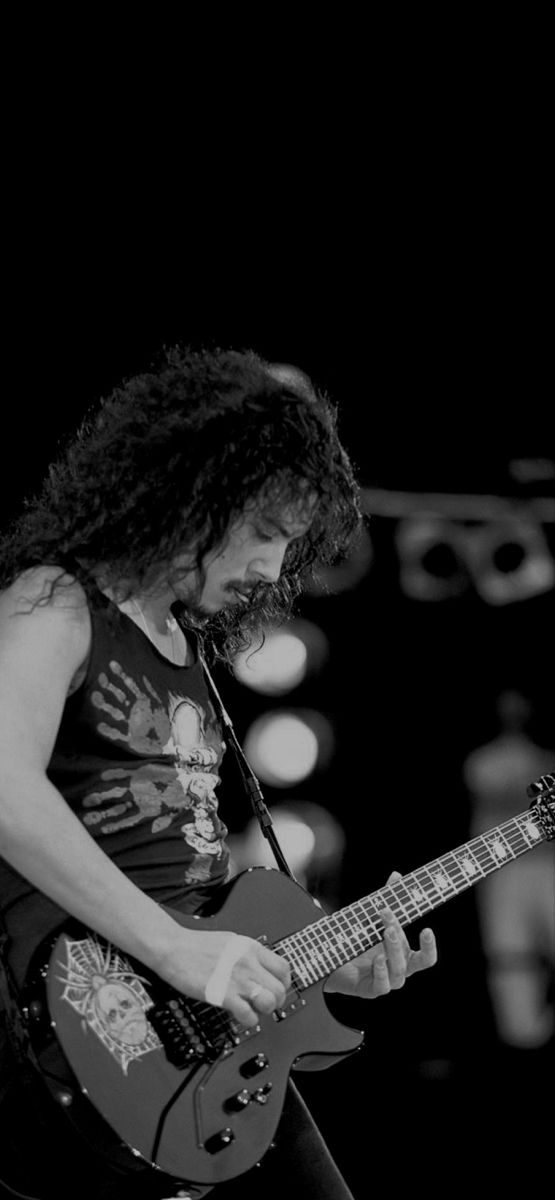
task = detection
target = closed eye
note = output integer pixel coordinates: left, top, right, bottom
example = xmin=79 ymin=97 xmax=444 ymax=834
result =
xmin=253 ymin=524 xmax=278 ymax=543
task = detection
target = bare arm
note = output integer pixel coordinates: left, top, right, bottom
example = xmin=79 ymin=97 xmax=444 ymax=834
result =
xmin=0 ymin=569 xmax=289 ymax=1024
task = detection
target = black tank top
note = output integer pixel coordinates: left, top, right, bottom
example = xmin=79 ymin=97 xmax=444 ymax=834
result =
xmin=0 ymin=588 xmax=232 ymax=984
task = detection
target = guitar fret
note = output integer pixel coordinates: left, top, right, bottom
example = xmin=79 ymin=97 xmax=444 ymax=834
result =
xmin=297 ymin=944 xmax=324 ymax=983
xmin=430 ymin=859 xmax=459 ymax=896
xmin=505 ymin=817 xmax=540 ymax=852
xmin=483 ymin=833 xmax=513 ymax=866
xmin=393 ymin=876 xmax=429 ymax=913
xmin=496 ymin=827 xmax=515 ymax=856
xmin=472 ymin=833 xmax=516 ymax=873
xmin=331 ymin=912 xmax=371 ymax=950
xmin=442 ymin=853 xmax=470 ymax=891
xmin=303 ymin=955 xmax=327 ymax=981
xmin=508 ymin=819 xmax=530 ymax=848
xmin=377 ymin=884 xmax=420 ymax=923
xmin=335 ymin=909 xmax=367 ymax=945
xmin=332 ymin=911 xmax=370 ymax=958
xmin=329 ymin=932 xmax=361 ymax=962
xmin=275 ymin=808 xmax=549 ymax=989
xmin=516 ymin=815 xmax=543 ymax=847
xmin=331 ymin=915 xmax=367 ymax=956
xmin=454 ymin=844 xmax=484 ymax=880
xmin=296 ymin=927 xmax=337 ymax=978
xmin=283 ymin=934 xmax=320 ymax=985
xmin=306 ymin=924 xmax=342 ymax=972
xmin=414 ymin=864 xmax=457 ymax=905
xmin=351 ymin=902 xmax=382 ymax=941
xmin=358 ymin=906 xmax=388 ymax=939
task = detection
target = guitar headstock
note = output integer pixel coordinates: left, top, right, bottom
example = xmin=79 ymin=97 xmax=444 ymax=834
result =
xmin=527 ymin=772 xmax=555 ymax=840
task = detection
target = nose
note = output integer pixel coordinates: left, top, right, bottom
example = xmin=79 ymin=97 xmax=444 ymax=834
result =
xmin=251 ymin=539 xmax=289 ymax=584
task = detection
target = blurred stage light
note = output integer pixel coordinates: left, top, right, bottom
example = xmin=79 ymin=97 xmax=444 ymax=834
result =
xmin=396 ymin=514 xmax=555 ymax=605
xmin=395 ymin=515 xmax=470 ymax=601
xmin=233 ymin=619 xmax=329 ymax=695
xmin=231 ymin=810 xmax=317 ymax=877
xmin=228 ymin=801 xmax=346 ymax=888
xmin=243 ymin=709 xmax=334 ymax=787
xmin=234 ymin=630 xmax=307 ymax=694
xmin=464 ymin=518 xmax=555 ymax=605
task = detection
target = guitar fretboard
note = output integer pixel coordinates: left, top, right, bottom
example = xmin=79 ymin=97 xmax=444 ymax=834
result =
xmin=275 ymin=807 xmax=547 ymax=990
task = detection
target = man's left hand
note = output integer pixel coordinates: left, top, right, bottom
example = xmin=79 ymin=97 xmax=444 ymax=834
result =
xmin=325 ymin=871 xmax=437 ymax=998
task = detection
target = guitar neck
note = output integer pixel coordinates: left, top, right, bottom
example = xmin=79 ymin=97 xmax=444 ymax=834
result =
xmin=275 ymin=807 xmax=548 ymax=989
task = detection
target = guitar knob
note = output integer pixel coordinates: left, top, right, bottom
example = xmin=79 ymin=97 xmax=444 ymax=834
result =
xmin=204 ymin=1128 xmax=235 ymax=1155
xmin=240 ymin=1052 xmax=269 ymax=1078
xmin=253 ymin=1083 xmax=273 ymax=1105
xmin=224 ymin=1088 xmax=251 ymax=1112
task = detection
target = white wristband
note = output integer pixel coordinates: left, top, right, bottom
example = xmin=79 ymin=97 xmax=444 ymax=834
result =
xmin=204 ymin=935 xmax=252 ymax=1007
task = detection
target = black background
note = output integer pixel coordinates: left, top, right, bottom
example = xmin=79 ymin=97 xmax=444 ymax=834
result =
xmin=2 ymin=70 xmax=553 ymax=1193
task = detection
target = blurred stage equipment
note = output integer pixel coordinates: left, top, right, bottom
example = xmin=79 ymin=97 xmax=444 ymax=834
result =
xmin=395 ymin=513 xmax=555 ymax=604
xmin=395 ymin=515 xmax=470 ymax=601
xmin=463 ymin=517 xmax=555 ymax=605
xmin=364 ymin=484 xmax=555 ymax=605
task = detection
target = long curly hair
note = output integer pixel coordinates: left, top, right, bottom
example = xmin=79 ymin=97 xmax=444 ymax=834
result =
xmin=0 ymin=345 xmax=361 ymax=662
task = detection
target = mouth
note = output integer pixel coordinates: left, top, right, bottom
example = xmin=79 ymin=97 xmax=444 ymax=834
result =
xmin=228 ymin=579 xmax=260 ymax=605
xmin=232 ymin=587 xmax=252 ymax=605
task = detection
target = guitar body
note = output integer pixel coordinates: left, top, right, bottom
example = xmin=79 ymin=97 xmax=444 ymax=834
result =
xmin=24 ymin=868 xmax=363 ymax=1191
xmin=21 ymin=773 xmax=555 ymax=1194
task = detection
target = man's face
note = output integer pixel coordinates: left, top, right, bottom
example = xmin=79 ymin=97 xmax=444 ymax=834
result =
xmin=173 ymin=495 xmax=315 ymax=617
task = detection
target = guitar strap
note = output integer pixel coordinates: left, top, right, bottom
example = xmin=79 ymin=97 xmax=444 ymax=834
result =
xmin=197 ymin=645 xmax=297 ymax=881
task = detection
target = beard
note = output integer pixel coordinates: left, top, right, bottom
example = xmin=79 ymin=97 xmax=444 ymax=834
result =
xmin=171 ymin=580 xmax=283 ymax=665
xmin=170 ymin=596 xmax=210 ymax=628
xmin=170 ymin=592 xmax=260 ymax=658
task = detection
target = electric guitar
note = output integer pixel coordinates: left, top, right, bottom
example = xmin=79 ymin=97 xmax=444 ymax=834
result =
xmin=22 ymin=772 xmax=555 ymax=1198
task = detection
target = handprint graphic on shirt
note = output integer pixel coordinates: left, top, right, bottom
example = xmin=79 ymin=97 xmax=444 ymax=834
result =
xmin=82 ymin=762 xmax=190 ymax=834
xmin=91 ymin=661 xmax=171 ymax=752
xmin=85 ymin=661 xmax=226 ymax=860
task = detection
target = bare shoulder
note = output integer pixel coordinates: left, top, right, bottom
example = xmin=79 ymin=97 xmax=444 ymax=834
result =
xmin=0 ymin=565 xmax=92 ymax=668
xmin=0 ymin=567 xmax=93 ymax=763
xmin=0 ymin=565 xmax=89 ymax=618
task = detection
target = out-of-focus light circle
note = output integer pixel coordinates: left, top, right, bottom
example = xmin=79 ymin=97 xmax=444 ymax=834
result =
xmin=233 ymin=620 xmax=329 ymax=695
xmin=243 ymin=710 xmax=333 ymax=786
xmin=229 ymin=801 xmax=346 ymax=881
xmin=234 ymin=631 xmax=308 ymax=694
xmin=231 ymin=812 xmax=317 ymax=876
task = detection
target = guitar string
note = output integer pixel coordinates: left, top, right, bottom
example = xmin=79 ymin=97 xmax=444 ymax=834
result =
xmin=175 ymin=857 xmax=519 ymax=1038
xmin=132 ymin=803 xmax=552 ymax=1046
xmin=176 ymin=806 xmax=548 ymax=1040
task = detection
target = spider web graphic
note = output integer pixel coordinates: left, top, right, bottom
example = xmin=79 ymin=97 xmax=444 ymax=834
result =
xmin=55 ymin=934 xmax=162 ymax=1074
